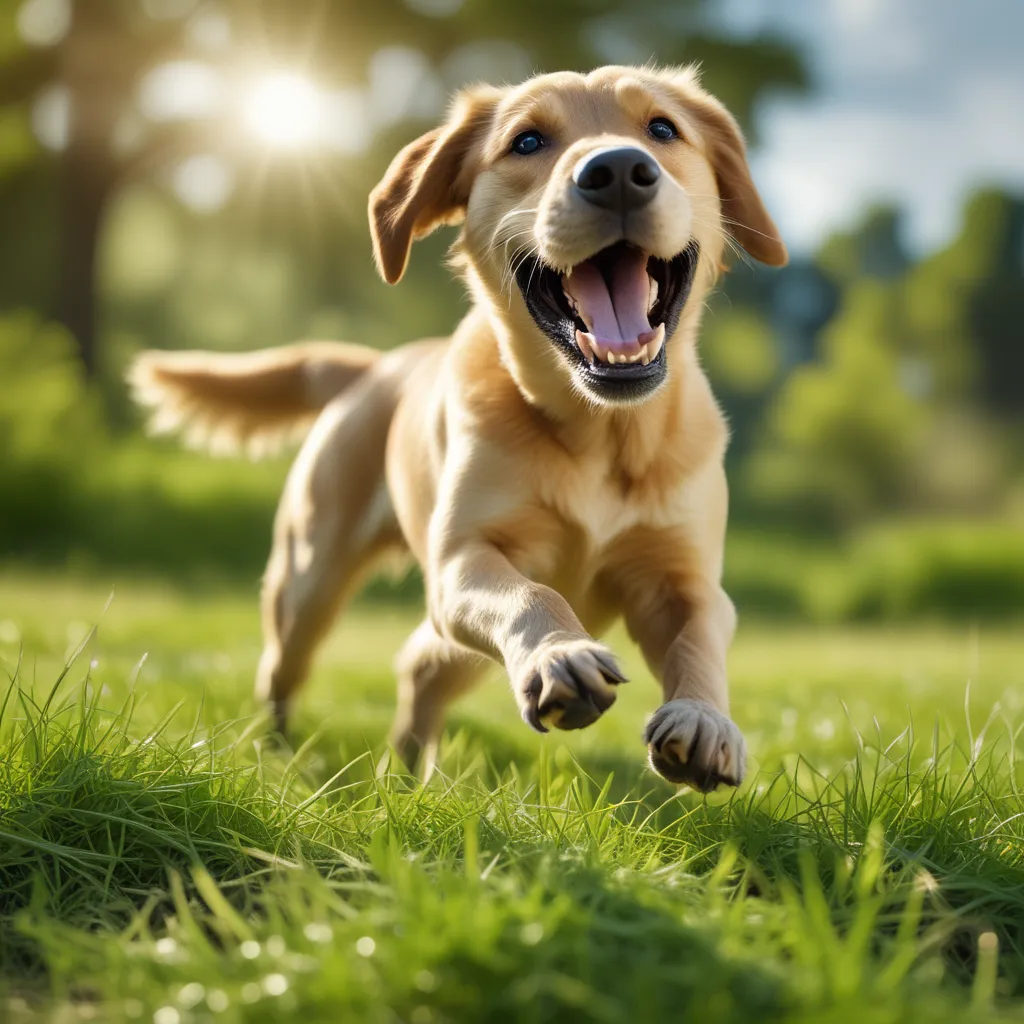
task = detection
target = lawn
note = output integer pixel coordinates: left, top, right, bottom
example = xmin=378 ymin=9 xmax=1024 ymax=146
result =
xmin=1 ymin=570 xmax=1023 ymax=1022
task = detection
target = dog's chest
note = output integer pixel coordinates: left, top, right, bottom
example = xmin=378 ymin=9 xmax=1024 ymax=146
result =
xmin=521 ymin=456 xmax=680 ymax=587
xmin=557 ymin=471 xmax=648 ymax=545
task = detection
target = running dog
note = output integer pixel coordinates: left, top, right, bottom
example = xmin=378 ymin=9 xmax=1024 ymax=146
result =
xmin=130 ymin=65 xmax=787 ymax=790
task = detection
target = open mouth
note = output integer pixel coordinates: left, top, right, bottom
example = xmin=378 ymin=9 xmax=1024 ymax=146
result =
xmin=514 ymin=239 xmax=699 ymax=400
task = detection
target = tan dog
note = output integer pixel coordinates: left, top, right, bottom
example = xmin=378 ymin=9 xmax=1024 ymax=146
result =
xmin=130 ymin=65 xmax=786 ymax=791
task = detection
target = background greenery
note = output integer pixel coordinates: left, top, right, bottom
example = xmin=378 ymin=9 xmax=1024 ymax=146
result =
xmin=1 ymin=1 xmax=1022 ymax=618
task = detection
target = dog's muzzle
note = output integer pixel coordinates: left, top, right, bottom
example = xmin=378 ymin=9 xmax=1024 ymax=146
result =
xmin=572 ymin=146 xmax=661 ymax=215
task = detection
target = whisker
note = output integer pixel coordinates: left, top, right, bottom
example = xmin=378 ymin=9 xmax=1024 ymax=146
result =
xmin=523 ymin=246 xmax=543 ymax=305
xmin=493 ymin=213 xmax=541 ymax=299
xmin=681 ymin=191 xmax=782 ymax=255
xmin=718 ymin=212 xmax=780 ymax=243
xmin=500 ymin=254 xmax=526 ymax=299
xmin=501 ymin=242 xmax=540 ymax=303
xmin=497 ymin=228 xmax=538 ymax=253
xmin=490 ymin=207 xmax=540 ymax=249
xmin=690 ymin=210 xmax=755 ymax=273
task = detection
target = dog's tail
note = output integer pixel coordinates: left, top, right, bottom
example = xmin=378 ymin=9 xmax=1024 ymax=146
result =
xmin=128 ymin=341 xmax=379 ymax=456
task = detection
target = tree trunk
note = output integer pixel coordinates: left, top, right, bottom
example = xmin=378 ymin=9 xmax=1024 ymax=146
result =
xmin=57 ymin=0 xmax=121 ymax=375
xmin=58 ymin=142 xmax=110 ymax=375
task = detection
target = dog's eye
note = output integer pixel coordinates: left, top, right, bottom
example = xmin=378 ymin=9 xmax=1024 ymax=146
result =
xmin=647 ymin=118 xmax=679 ymax=142
xmin=511 ymin=130 xmax=545 ymax=155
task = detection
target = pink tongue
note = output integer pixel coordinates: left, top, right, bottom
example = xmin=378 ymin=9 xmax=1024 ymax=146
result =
xmin=566 ymin=248 xmax=652 ymax=352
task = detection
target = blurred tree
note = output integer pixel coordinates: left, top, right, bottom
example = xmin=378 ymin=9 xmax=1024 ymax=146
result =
xmin=704 ymin=256 xmax=838 ymax=472
xmin=0 ymin=0 xmax=196 ymax=371
xmin=817 ymin=206 xmax=910 ymax=283
xmin=746 ymin=279 xmax=929 ymax=525
xmin=739 ymin=188 xmax=1024 ymax=527
xmin=0 ymin=0 xmax=807 ymax=375
xmin=914 ymin=190 xmax=1024 ymax=418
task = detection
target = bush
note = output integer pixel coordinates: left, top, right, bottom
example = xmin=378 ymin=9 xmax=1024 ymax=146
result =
xmin=726 ymin=522 xmax=1024 ymax=622
xmin=2 ymin=313 xmax=1022 ymax=619
xmin=843 ymin=522 xmax=1024 ymax=620
xmin=0 ymin=311 xmax=281 ymax=577
xmin=0 ymin=312 xmax=104 ymax=552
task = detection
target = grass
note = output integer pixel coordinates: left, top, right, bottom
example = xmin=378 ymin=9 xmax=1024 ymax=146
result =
xmin=1 ymin=571 xmax=1023 ymax=1022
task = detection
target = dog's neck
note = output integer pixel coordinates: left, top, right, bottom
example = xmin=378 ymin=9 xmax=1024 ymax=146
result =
xmin=453 ymin=302 xmax=719 ymax=484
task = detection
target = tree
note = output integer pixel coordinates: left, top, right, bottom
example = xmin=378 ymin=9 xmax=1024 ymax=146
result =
xmin=927 ymin=190 xmax=1024 ymax=417
xmin=746 ymin=278 xmax=929 ymax=525
xmin=741 ymin=189 xmax=1024 ymax=527
xmin=2 ymin=0 xmax=199 ymax=370
xmin=0 ymin=0 xmax=807 ymax=373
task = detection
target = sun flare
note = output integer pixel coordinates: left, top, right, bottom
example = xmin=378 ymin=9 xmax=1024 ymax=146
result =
xmin=243 ymin=71 xmax=322 ymax=148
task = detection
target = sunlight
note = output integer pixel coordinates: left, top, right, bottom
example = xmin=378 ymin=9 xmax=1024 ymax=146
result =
xmin=243 ymin=71 xmax=322 ymax=149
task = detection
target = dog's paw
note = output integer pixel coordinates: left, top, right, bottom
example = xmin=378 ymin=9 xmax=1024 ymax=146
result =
xmin=517 ymin=639 xmax=627 ymax=733
xmin=645 ymin=699 xmax=746 ymax=792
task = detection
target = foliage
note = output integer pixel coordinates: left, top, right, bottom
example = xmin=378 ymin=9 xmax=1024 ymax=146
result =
xmin=745 ymin=280 xmax=930 ymax=523
xmin=3 ymin=307 xmax=1023 ymax=620
xmin=726 ymin=523 xmax=1024 ymax=623
xmin=1 ymin=4 xmax=1022 ymax=618
xmin=0 ymin=0 xmax=807 ymax=372
xmin=0 ymin=311 xmax=104 ymax=552
xmin=736 ymin=194 xmax=1024 ymax=528
xmin=841 ymin=522 xmax=1024 ymax=621
xmin=0 ymin=310 xmax=283 ymax=574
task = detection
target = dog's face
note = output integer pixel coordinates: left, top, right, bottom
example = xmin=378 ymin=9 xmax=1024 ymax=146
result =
xmin=370 ymin=66 xmax=787 ymax=406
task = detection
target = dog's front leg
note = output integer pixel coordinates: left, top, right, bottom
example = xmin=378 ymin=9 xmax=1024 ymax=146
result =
xmin=428 ymin=539 xmax=626 ymax=733
xmin=625 ymin=582 xmax=746 ymax=791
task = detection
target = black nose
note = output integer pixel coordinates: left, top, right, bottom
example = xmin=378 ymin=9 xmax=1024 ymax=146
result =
xmin=573 ymin=146 xmax=661 ymax=213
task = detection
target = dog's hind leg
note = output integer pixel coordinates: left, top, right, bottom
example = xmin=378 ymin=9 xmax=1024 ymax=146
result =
xmin=389 ymin=620 xmax=488 ymax=777
xmin=256 ymin=376 xmax=403 ymax=733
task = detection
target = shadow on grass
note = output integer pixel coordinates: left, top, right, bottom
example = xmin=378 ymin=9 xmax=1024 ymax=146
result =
xmin=386 ymin=862 xmax=787 ymax=1024
xmin=270 ymin=707 xmax=1024 ymax=985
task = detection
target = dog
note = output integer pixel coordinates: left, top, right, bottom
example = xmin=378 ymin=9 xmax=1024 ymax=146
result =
xmin=129 ymin=65 xmax=786 ymax=791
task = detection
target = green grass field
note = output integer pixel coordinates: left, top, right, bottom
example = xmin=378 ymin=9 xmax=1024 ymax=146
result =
xmin=2 ymin=570 xmax=1023 ymax=1022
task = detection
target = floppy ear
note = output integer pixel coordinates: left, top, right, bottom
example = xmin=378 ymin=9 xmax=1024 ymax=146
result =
xmin=369 ymin=87 xmax=501 ymax=284
xmin=689 ymin=90 xmax=788 ymax=267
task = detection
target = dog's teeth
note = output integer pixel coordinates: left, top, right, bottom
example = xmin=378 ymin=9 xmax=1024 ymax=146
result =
xmin=640 ymin=344 xmax=650 ymax=365
xmin=648 ymin=276 xmax=659 ymax=314
xmin=574 ymin=329 xmax=596 ymax=364
xmin=643 ymin=322 xmax=666 ymax=359
xmin=607 ymin=350 xmax=617 ymax=364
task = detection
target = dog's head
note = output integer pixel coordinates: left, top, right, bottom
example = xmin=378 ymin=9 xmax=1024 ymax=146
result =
xmin=370 ymin=66 xmax=787 ymax=406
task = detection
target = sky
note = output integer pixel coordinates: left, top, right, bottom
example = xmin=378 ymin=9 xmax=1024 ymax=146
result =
xmin=711 ymin=0 xmax=1024 ymax=255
